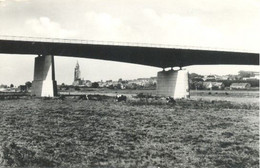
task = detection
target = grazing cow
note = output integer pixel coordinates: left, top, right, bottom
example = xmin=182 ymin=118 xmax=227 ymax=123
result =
xmin=166 ymin=97 xmax=176 ymax=104
xmin=116 ymin=94 xmax=127 ymax=102
xmin=79 ymin=95 xmax=87 ymax=100
xmin=59 ymin=95 xmax=65 ymax=100
xmin=86 ymin=94 xmax=102 ymax=101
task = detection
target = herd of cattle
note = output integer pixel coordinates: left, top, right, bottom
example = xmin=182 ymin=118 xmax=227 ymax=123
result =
xmin=115 ymin=94 xmax=176 ymax=104
xmin=59 ymin=93 xmax=176 ymax=104
xmin=0 ymin=92 xmax=176 ymax=104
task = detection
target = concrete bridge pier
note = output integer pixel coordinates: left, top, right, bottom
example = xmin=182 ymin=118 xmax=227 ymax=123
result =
xmin=156 ymin=69 xmax=190 ymax=99
xmin=31 ymin=55 xmax=57 ymax=97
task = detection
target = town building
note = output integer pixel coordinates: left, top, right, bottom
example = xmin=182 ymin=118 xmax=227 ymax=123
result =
xmin=203 ymin=75 xmax=217 ymax=81
xmin=230 ymin=83 xmax=251 ymax=90
xmin=202 ymin=82 xmax=225 ymax=90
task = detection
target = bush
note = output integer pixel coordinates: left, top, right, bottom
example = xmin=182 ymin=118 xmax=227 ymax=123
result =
xmin=91 ymin=82 xmax=99 ymax=88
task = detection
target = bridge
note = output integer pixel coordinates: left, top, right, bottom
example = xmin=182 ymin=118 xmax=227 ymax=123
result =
xmin=0 ymin=35 xmax=259 ymax=98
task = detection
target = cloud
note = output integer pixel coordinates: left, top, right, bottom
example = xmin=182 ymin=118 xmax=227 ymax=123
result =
xmin=141 ymin=8 xmax=223 ymax=47
xmin=0 ymin=0 xmax=28 ymax=2
xmin=0 ymin=0 xmax=28 ymax=5
xmin=90 ymin=12 xmax=122 ymax=29
xmin=1 ymin=0 xmax=259 ymax=51
xmin=140 ymin=8 xmax=260 ymax=51
xmin=80 ymin=7 xmax=258 ymax=51
xmin=82 ymin=9 xmax=223 ymax=47
xmin=83 ymin=11 xmax=132 ymax=41
xmin=0 ymin=0 xmax=6 ymax=6
xmin=25 ymin=17 xmax=77 ymax=38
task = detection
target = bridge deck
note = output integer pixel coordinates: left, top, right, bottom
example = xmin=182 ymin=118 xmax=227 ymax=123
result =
xmin=0 ymin=36 xmax=258 ymax=68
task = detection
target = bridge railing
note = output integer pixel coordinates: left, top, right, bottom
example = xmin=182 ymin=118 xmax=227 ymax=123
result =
xmin=0 ymin=35 xmax=256 ymax=53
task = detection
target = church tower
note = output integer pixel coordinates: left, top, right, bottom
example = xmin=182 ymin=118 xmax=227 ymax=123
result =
xmin=74 ymin=61 xmax=81 ymax=81
xmin=73 ymin=61 xmax=82 ymax=86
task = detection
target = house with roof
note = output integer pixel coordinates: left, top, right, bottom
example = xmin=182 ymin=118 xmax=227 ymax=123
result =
xmin=203 ymin=82 xmax=225 ymax=90
xmin=203 ymin=75 xmax=216 ymax=81
xmin=230 ymin=83 xmax=251 ymax=90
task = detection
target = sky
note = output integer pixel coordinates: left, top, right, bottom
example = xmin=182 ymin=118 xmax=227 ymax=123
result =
xmin=0 ymin=0 xmax=259 ymax=86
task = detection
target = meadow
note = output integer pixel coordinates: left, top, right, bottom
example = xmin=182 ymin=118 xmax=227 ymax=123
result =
xmin=0 ymin=90 xmax=259 ymax=167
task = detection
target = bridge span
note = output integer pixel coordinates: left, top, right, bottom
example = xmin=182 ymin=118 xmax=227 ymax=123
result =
xmin=0 ymin=36 xmax=259 ymax=98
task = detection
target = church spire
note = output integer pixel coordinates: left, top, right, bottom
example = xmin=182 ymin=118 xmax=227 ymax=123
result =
xmin=74 ymin=61 xmax=81 ymax=81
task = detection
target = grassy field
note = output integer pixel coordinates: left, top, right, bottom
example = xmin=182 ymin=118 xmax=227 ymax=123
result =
xmin=0 ymin=91 xmax=259 ymax=167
